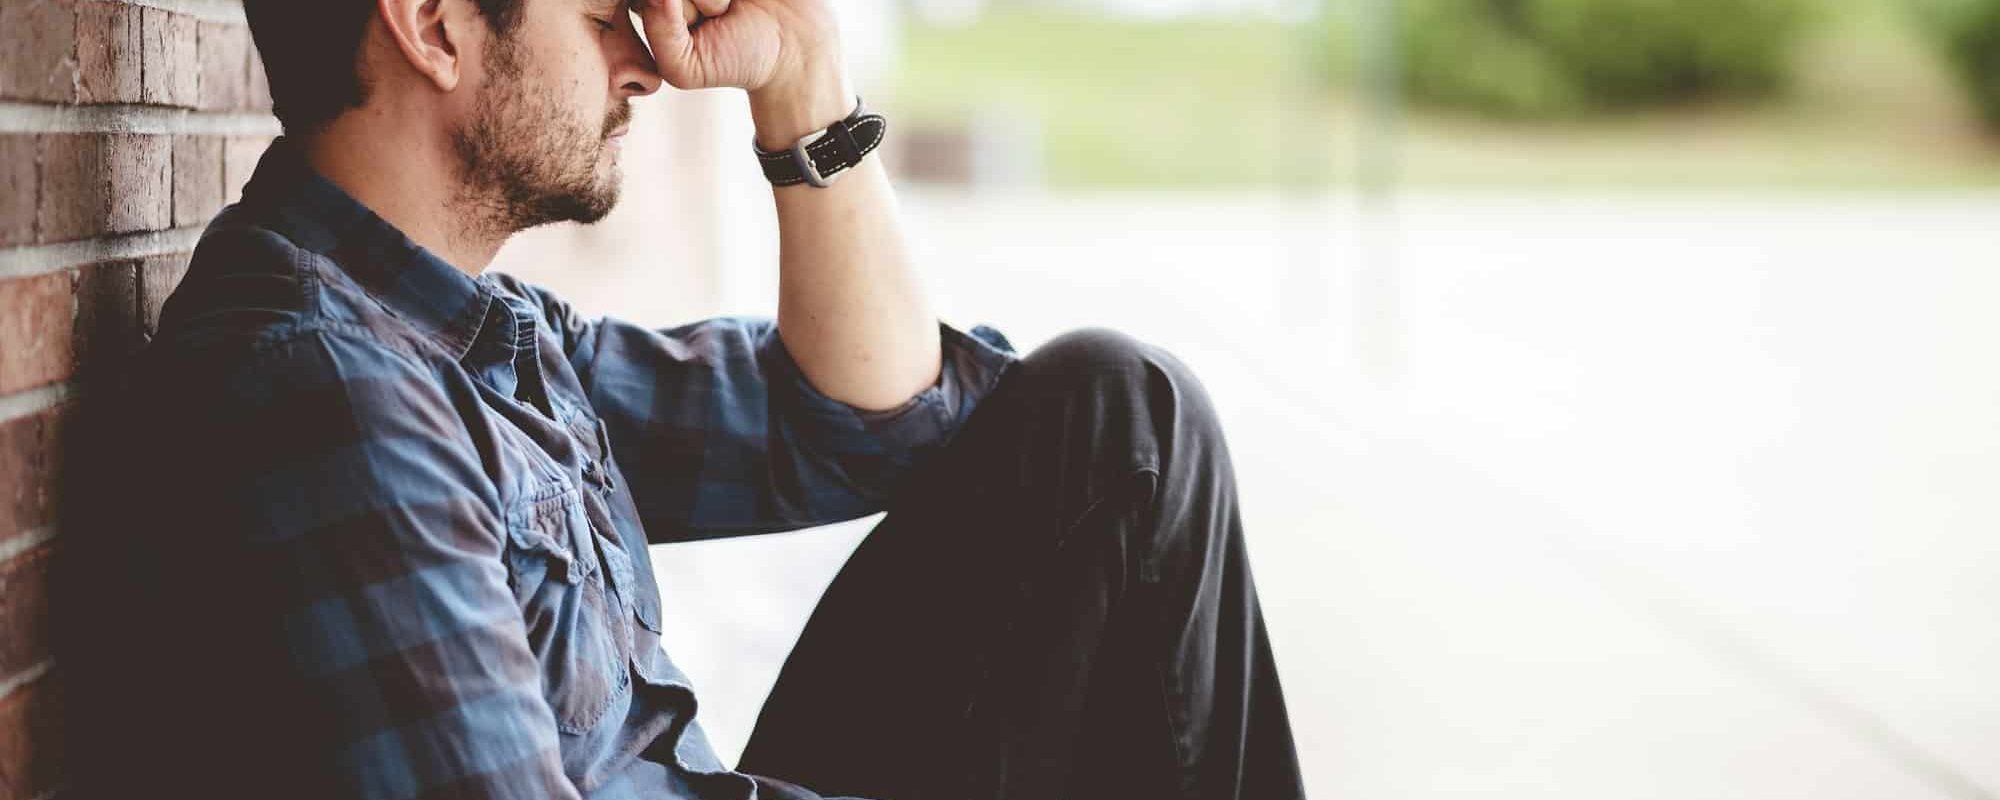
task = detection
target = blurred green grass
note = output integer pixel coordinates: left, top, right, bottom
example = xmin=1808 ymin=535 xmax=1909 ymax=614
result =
xmin=892 ymin=9 xmax=1309 ymax=188
xmin=887 ymin=1 xmax=2000 ymax=189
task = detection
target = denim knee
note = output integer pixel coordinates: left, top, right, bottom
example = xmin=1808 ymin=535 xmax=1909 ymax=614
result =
xmin=1015 ymin=327 xmax=1224 ymax=468
xmin=1020 ymin=327 xmax=1168 ymax=389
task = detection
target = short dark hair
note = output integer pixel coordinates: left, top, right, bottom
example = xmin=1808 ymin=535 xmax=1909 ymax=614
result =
xmin=244 ymin=0 xmax=528 ymax=134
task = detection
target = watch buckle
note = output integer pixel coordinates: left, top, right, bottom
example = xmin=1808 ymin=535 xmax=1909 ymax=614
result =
xmin=794 ymin=128 xmax=837 ymax=188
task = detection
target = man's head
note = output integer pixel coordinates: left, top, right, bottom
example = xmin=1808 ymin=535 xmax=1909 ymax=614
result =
xmin=244 ymin=0 xmax=662 ymax=234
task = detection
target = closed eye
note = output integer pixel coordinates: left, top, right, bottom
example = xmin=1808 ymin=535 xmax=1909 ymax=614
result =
xmin=589 ymin=15 xmax=617 ymax=32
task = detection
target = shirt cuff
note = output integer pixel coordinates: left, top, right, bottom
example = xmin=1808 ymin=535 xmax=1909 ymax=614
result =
xmin=771 ymin=321 xmax=1020 ymax=454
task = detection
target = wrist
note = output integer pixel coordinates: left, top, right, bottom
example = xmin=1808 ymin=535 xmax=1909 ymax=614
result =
xmin=748 ymin=64 xmax=855 ymax=151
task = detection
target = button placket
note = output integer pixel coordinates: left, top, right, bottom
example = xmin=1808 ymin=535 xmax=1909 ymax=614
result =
xmin=587 ymin=417 xmax=617 ymax=495
xmin=566 ymin=413 xmax=640 ymax=624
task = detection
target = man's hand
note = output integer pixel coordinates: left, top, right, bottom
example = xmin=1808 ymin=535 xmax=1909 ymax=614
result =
xmin=633 ymin=0 xmax=940 ymax=414
xmin=631 ymin=0 xmax=853 ymax=148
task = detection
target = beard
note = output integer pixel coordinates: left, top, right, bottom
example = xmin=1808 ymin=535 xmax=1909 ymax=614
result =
xmin=451 ymin=35 xmax=632 ymax=235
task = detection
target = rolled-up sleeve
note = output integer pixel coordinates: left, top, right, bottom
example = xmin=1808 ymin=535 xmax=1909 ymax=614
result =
xmin=508 ymin=277 xmax=1018 ymax=542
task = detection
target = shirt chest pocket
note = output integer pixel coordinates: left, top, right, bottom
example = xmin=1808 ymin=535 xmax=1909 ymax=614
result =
xmin=503 ymin=484 xmax=633 ymax=734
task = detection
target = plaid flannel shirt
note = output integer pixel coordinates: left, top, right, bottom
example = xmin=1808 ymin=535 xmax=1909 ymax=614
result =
xmin=119 ymin=139 xmax=1017 ymax=799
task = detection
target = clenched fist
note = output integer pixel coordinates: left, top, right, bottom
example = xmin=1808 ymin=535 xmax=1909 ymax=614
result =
xmin=630 ymin=0 xmax=842 ymax=102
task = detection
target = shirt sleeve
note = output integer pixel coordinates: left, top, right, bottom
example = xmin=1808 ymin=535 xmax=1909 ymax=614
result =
xmin=503 ymin=276 xmax=1020 ymax=543
xmin=150 ymin=328 xmax=582 ymax=800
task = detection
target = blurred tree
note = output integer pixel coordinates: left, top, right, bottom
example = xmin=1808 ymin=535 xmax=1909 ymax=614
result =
xmin=1915 ymin=0 xmax=2000 ymax=128
xmin=1376 ymin=0 xmax=1813 ymax=116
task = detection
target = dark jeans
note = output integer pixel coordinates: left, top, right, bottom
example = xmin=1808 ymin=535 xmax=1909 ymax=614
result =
xmin=738 ymin=329 xmax=1305 ymax=800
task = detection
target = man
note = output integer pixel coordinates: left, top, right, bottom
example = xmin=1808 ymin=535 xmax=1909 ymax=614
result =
xmin=71 ymin=0 xmax=1302 ymax=797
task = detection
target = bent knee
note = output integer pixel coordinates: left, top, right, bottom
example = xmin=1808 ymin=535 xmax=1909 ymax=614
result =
xmin=1017 ymin=328 xmax=1218 ymax=431
xmin=1021 ymin=327 xmax=1167 ymax=384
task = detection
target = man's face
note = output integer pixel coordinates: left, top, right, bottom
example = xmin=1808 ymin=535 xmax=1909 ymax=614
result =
xmin=451 ymin=0 xmax=656 ymax=233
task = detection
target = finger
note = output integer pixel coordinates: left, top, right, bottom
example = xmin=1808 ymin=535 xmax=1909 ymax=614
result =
xmin=633 ymin=0 xmax=708 ymax=88
xmin=633 ymin=0 xmax=688 ymax=31
xmin=634 ymin=0 xmax=704 ymax=31
xmin=690 ymin=0 xmax=729 ymax=20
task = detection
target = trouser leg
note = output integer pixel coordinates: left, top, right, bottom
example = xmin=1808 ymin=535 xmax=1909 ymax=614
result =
xmin=737 ymin=328 xmax=1304 ymax=800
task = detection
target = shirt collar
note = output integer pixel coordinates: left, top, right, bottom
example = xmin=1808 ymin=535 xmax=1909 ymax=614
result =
xmin=240 ymin=137 xmax=498 ymax=364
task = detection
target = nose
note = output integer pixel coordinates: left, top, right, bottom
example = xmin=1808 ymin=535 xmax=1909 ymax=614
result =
xmin=611 ymin=19 xmax=664 ymax=98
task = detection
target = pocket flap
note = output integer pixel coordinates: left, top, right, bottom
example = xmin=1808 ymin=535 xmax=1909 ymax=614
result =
xmin=505 ymin=485 xmax=597 ymax=583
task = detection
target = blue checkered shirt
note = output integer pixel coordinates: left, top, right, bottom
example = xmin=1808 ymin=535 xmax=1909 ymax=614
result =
xmin=122 ymin=139 xmax=1017 ymax=799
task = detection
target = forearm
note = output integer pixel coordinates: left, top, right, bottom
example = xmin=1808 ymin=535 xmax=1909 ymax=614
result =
xmin=753 ymin=76 xmax=941 ymax=413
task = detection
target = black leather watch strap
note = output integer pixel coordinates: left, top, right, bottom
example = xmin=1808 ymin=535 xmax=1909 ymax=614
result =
xmin=754 ymin=97 xmax=886 ymax=188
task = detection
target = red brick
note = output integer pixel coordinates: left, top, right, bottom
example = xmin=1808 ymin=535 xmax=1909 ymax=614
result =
xmin=0 ymin=263 xmax=132 ymax=395
xmin=140 ymin=5 xmax=197 ymax=107
xmin=31 ymin=135 xmax=92 ymax=243
xmin=71 ymin=260 xmax=140 ymax=385
xmin=139 ymin=253 xmax=191 ymax=335
xmin=0 ymin=261 xmax=128 ymax=395
xmin=0 ymin=136 xmax=36 ymax=248
xmin=76 ymin=0 xmax=143 ymax=104
xmin=198 ymin=21 xmax=252 ymax=110
xmin=0 ymin=409 xmax=61 ymax=544
xmin=0 ymin=0 xmax=79 ymax=103
xmin=223 ymin=136 xmax=271 ymax=204
xmin=0 ymin=544 xmax=55 ymax=682
xmin=115 ymin=135 xmax=177 ymax=233
xmin=37 ymin=134 xmax=172 ymax=242
xmin=249 ymin=45 xmax=272 ymax=110
xmin=172 ymin=135 xmax=224 ymax=228
xmin=0 ymin=672 xmax=63 ymax=800
xmin=0 ymin=272 xmax=76 ymax=396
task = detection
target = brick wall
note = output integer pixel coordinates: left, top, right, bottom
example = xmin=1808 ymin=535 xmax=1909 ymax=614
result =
xmin=0 ymin=0 xmax=275 ymax=796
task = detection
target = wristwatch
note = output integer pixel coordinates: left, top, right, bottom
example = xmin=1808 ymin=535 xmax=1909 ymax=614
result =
xmin=754 ymin=96 xmax=886 ymax=188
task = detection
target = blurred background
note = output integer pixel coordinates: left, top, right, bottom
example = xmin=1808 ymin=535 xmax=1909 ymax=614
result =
xmin=493 ymin=0 xmax=2000 ymax=797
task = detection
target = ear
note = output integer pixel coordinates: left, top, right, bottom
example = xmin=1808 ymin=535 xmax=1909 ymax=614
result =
xmin=375 ymin=0 xmax=478 ymax=93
